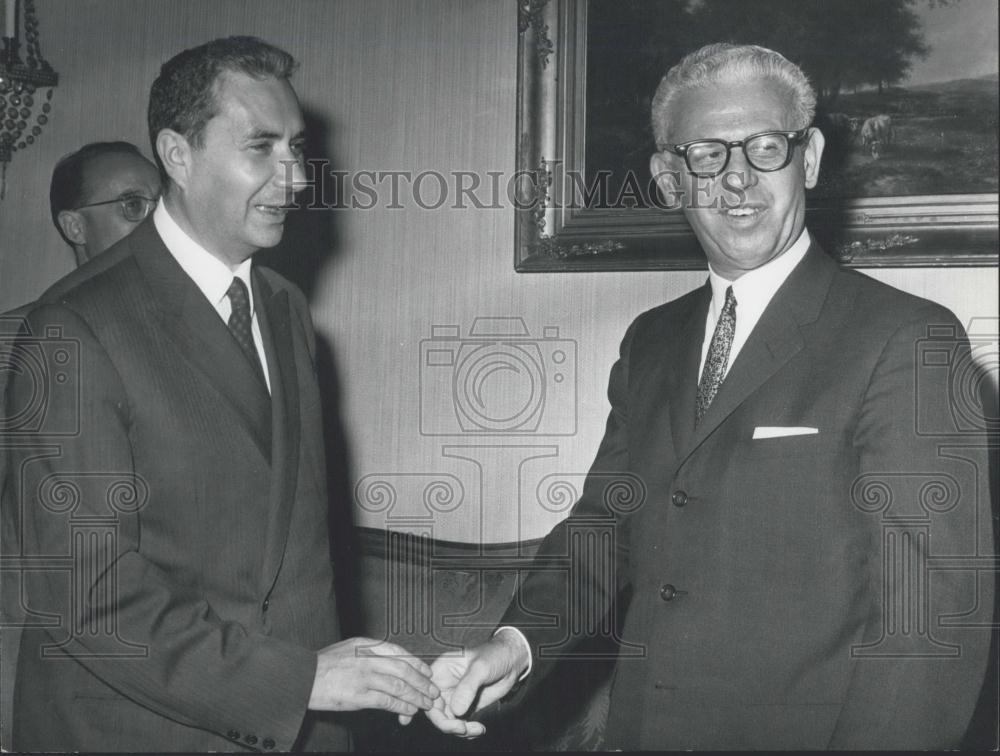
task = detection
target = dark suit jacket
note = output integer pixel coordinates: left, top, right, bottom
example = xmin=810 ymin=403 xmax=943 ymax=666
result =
xmin=4 ymin=219 xmax=350 ymax=751
xmin=502 ymin=242 xmax=994 ymax=750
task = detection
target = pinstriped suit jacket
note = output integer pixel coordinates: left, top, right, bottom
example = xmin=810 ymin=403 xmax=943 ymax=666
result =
xmin=5 ymin=219 xmax=350 ymax=751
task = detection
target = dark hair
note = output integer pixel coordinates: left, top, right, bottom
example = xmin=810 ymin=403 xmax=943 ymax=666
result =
xmin=49 ymin=140 xmax=148 ymax=243
xmin=147 ymin=36 xmax=297 ymax=183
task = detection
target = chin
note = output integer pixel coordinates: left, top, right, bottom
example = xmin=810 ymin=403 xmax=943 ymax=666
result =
xmin=249 ymin=229 xmax=285 ymax=251
xmin=727 ymin=232 xmax=779 ymax=256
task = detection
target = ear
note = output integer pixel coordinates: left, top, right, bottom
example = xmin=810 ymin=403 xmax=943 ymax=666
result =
xmin=57 ymin=209 xmax=86 ymax=246
xmin=156 ymin=128 xmax=192 ymax=190
xmin=803 ymin=127 xmax=825 ymax=189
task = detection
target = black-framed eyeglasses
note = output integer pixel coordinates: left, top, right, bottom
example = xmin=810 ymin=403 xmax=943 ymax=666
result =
xmin=661 ymin=128 xmax=811 ymax=177
xmin=74 ymin=195 xmax=157 ymax=223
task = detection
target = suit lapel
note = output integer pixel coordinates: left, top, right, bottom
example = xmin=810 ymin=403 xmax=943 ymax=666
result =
xmin=684 ymin=243 xmax=837 ymax=455
xmin=130 ymin=221 xmax=272 ymax=460
xmin=662 ymin=284 xmax=711 ymax=459
xmin=255 ymin=272 xmax=301 ymax=592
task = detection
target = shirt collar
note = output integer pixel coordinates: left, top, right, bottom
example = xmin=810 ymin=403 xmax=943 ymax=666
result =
xmin=153 ymin=200 xmax=255 ymax=314
xmin=706 ymin=227 xmax=811 ymax=321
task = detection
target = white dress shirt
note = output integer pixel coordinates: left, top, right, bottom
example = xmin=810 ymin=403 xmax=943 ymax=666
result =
xmin=699 ymin=227 xmax=811 ymax=380
xmin=153 ymin=201 xmax=271 ymax=393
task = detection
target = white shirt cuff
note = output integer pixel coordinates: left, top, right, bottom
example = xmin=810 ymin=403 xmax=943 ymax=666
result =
xmin=493 ymin=626 xmax=532 ymax=681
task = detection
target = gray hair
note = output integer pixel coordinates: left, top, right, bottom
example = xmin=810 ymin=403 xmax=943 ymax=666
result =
xmin=651 ymin=43 xmax=816 ymax=147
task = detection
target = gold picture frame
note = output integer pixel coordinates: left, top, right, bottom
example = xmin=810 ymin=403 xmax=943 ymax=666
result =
xmin=514 ymin=0 xmax=999 ymax=271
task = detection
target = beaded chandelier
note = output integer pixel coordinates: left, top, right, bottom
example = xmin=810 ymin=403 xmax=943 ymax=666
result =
xmin=0 ymin=0 xmax=58 ymax=199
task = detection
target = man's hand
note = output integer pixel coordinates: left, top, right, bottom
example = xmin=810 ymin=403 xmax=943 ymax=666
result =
xmin=308 ymin=637 xmax=439 ymax=718
xmin=402 ymin=630 xmax=530 ymax=738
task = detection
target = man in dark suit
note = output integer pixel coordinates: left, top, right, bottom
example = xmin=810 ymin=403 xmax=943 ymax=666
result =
xmin=421 ymin=43 xmax=994 ymax=750
xmin=2 ymin=36 xmax=437 ymax=751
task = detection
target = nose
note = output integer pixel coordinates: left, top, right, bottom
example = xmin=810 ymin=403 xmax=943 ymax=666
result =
xmin=274 ymin=153 xmax=308 ymax=194
xmin=723 ymin=146 xmax=759 ymax=190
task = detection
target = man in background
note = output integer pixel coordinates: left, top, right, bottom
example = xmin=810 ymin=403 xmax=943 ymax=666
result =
xmin=422 ymin=43 xmax=993 ymax=750
xmin=1 ymin=140 xmax=159 ymax=748
xmin=49 ymin=140 xmax=161 ymax=266
xmin=4 ymin=36 xmax=437 ymax=751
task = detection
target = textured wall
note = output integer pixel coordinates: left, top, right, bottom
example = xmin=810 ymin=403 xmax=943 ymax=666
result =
xmin=0 ymin=0 xmax=995 ymax=547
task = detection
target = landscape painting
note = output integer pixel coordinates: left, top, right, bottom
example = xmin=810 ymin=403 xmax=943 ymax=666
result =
xmin=514 ymin=0 xmax=998 ymax=270
xmin=584 ymin=0 xmax=999 ymax=206
xmin=812 ymin=58 xmax=998 ymax=199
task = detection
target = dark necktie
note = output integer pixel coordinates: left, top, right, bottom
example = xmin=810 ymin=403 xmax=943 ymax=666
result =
xmin=226 ymin=277 xmax=266 ymax=385
xmin=696 ymin=285 xmax=736 ymax=424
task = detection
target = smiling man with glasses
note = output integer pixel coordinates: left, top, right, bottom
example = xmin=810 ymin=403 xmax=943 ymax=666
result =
xmin=424 ymin=43 xmax=992 ymax=751
xmin=50 ymin=141 xmax=161 ymax=266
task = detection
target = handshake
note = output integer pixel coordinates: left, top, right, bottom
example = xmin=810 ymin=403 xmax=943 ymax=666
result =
xmin=307 ymin=629 xmax=531 ymax=738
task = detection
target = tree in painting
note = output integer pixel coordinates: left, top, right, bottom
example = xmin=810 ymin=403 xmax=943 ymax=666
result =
xmin=685 ymin=0 xmax=931 ymax=107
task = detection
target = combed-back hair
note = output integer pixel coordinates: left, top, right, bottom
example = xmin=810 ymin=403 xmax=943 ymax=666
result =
xmin=651 ymin=43 xmax=816 ymax=147
xmin=147 ymin=36 xmax=297 ymax=181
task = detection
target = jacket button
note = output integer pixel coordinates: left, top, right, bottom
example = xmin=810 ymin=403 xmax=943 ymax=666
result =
xmin=263 ymin=738 xmax=276 ymax=750
xmin=245 ymin=734 xmax=258 ymax=745
xmin=660 ymin=583 xmax=677 ymax=601
xmin=671 ymin=490 xmax=688 ymax=507
xmin=227 ymin=730 xmax=240 ymax=740
xmin=262 ymin=598 xmax=270 ymax=612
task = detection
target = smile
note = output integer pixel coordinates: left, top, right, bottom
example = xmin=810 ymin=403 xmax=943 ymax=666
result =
xmin=254 ymin=204 xmax=288 ymax=217
xmin=721 ymin=205 xmax=766 ymax=221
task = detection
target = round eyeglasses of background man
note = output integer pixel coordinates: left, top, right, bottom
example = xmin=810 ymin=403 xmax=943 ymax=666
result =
xmin=74 ymin=194 xmax=158 ymax=222
xmin=661 ymin=128 xmax=812 ymax=177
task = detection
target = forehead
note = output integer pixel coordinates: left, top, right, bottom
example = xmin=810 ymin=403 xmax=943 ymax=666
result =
xmin=209 ymin=71 xmax=304 ymax=135
xmin=670 ymin=79 xmax=796 ymax=142
xmin=81 ymin=152 xmax=160 ymax=200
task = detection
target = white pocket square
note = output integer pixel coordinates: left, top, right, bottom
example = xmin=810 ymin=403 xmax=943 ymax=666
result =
xmin=752 ymin=426 xmax=819 ymax=439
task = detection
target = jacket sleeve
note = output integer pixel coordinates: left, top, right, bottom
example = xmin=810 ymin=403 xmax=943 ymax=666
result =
xmin=827 ymin=306 xmax=994 ymax=749
xmin=498 ymin=316 xmax=640 ymax=686
xmin=5 ymin=303 xmax=317 ymax=751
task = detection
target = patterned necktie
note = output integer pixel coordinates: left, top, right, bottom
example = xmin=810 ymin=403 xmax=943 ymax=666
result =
xmin=226 ymin=277 xmax=266 ymax=384
xmin=696 ymin=286 xmax=737 ymax=424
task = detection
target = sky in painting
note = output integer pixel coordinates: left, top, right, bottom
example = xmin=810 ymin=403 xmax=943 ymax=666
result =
xmin=905 ymin=0 xmax=998 ymax=85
